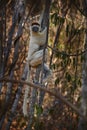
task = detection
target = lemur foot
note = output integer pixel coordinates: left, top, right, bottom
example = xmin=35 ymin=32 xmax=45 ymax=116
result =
xmin=43 ymin=70 xmax=52 ymax=84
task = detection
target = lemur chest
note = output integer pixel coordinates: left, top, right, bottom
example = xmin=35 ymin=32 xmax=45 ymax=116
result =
xmin=31 ymin=35 xmax=45 ymax=44
xmin=28 ymin=42 xmax=39 ymax=56
xmin=30 ymin=43 xmax=39 ymax=51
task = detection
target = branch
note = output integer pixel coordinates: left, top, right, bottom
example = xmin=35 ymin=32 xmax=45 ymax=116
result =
xmin=0 ymin=78 xmax=87 ymax=121
xmin=40 ymin=0 xmax=52 ymax=83
xmin=73 ymin=1 xmax=87 ymax=17
xmin=48 ymin=45 xmax=87 ymax=57
xmin=49 ymin=23 xmax=64 ymax=67
xmin=49 ymin=3 xmax=69 ymax=67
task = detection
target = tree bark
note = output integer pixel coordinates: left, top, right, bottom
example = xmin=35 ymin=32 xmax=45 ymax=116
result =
xmin=78 ymin=1 xmax=87 ymax=129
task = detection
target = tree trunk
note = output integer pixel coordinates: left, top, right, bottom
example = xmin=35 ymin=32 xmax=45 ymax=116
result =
xmin=78 ymin=1 xmax=87 ymax=129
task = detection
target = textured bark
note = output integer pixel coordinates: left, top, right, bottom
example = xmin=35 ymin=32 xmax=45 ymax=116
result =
xmin=78 ymin=1 xmax=87 ymax=129
xmin=25 ymin=1 xmax=52 ymax=129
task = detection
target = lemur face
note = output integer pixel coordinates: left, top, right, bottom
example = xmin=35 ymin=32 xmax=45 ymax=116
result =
xmin=31 ymin=22 xmax=40 ymax=32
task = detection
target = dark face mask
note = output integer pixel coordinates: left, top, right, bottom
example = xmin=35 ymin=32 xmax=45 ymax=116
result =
xmin=32 ymin=26 xmax=39 ymax=32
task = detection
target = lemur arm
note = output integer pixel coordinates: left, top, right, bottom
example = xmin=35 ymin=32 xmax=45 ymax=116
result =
xmin=38 ymin=4 xmax=45 ymax=25
xmin=37 ymin=27 xmax=47 ymax=46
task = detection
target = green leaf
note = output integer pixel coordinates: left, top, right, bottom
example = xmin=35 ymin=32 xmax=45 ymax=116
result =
xmin=78 ymin=79 xmax=81 ymax=87
xmin=73 ymin=57 xmax=76 ymax=67
xmin=65 ymin=72 xmax=71 ymax=82
xmin=66 ymin=24 xmax=69 ymax=37
xmin=55 ymin=78 xmax=60 ymax=85
xmin=35 ymin=104 xmax=43 ymax=116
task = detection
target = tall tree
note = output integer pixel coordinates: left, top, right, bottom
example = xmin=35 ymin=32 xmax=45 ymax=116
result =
xmin=78 ymin=0 xmax=87 ymax=130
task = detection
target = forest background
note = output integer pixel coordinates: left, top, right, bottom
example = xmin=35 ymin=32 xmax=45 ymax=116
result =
xmin=0 ymin=0 xmax=87 ymax=130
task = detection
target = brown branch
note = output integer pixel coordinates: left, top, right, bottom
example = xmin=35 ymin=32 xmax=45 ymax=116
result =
xmin=0 ymin=78 xmax=87 ymax=121
xmin=49 ymin=4 xmax=69 ymax=67
xmin=48 ymin=45 xmax=87 ymax=57
xmin=49 ymin=24 xmax=63 ymax=67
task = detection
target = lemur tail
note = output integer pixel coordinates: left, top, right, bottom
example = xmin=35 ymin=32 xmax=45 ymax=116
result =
xmin=23 ymin=63 xmax=30 ymax=116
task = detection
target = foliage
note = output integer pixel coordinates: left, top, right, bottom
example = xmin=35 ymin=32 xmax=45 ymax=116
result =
xmin=0 ymin=0 xmax=87 ymax=130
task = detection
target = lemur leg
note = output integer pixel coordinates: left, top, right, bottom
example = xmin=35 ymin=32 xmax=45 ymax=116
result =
xmin=43 ymin=63 xmax=52 ymax=83
xmin=29 ymin=49 xmax=52 ymax=83
xmin=29 ymin=49 xmax=48 ymax=67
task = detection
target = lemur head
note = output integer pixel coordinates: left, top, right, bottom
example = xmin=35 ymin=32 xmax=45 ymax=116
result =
xmin=31 ymin=22 xmax=41 ymax=32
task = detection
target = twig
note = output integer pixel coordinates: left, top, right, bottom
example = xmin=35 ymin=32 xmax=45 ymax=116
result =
xmin=0 ymin=78 xmax=87 ymax=121
xmin=48 ymin=45 xmax=87 ymax=57
xmin=49 ymin=4 xmax=69 ymax=67
xmin=0 ymin=71 xmax=14 ymax=129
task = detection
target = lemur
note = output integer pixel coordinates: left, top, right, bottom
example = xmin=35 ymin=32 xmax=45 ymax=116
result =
xmin=28 ymin=22 xmax=47 ymax=67
xmin=23 ymin=10 xmax=52 ymax=116
xmin=27 ymin=22 xmax=52 ymax=83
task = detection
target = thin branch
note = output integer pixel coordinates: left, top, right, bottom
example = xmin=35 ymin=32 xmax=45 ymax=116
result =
xmin=49 ymin=3 xmax=69 ymax=67
xmin=0 ymin=78 xmax=87 ymax=121
xmin=48 ymin=45 xmax=87 ymax=57
xmin=40 ymin=0 xmax=52 ymax=83
xmin=3 ymin=1 xmax=19 ymax=75
xmin=0 ymin=71 xmax=14 ymax=129
xmin=49 ymin=23 xmax=63 ymax=67
xmin=73 ymin=1 xmax=87 ymax=17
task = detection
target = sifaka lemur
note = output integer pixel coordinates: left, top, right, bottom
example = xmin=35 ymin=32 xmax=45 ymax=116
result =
xmin=23 ymin=9 xmax=52 ymax=116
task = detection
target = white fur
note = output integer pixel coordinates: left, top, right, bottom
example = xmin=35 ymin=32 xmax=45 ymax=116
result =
xmin=23 ymin=24 xmax=47 ymax=116
xmin=28 ymin=27 xmax=47 ymax=65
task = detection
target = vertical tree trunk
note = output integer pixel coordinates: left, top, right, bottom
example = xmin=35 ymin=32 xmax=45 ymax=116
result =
xmin=78 ymin=1 xmax=87 ymax=129
xmin=25 ymin=1 xmax=52 ymax=130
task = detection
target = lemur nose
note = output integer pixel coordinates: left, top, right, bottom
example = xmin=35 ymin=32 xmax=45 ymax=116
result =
xmin=32 ymin=27 xmax=39 ymax=32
